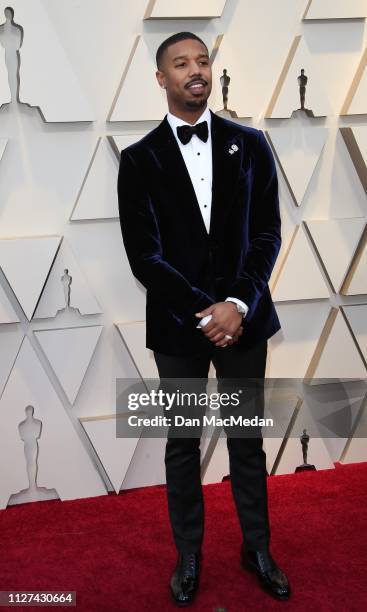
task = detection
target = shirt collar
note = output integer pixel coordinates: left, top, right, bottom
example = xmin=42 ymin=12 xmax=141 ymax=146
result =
xmin=166 ymin=105 xmax=211 ymax=137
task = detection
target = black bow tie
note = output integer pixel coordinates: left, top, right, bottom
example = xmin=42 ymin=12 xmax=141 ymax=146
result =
xmin=176 ymin=120 xmax=209 ymax=145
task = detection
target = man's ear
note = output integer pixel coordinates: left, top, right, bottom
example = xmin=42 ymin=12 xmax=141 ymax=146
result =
xmin=156 ymin=70 xmax=166 ymax=89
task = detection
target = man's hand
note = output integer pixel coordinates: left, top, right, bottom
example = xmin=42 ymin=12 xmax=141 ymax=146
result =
xmin=195 ymin=302 xmax=243 ymax=347
xmin=224 ymin=325 xmax=243 ymax=347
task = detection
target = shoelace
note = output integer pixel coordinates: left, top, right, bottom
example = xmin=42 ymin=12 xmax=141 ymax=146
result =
xmin=181 ymin=553 xmax=197 ymax=578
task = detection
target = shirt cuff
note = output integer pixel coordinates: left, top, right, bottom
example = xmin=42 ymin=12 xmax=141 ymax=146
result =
xmin=225 ymin=297 xmax=249 ymax=317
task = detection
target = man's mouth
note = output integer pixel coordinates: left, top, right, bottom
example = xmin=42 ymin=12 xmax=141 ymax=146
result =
xmin=187 ymin=80 xmax=206 ymax=93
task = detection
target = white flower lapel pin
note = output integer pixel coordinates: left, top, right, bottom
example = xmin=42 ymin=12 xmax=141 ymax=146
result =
xmin=228 ymin=143 xmax=239 ymax=155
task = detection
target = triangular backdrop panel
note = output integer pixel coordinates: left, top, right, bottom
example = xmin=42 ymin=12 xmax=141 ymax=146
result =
xmin=305 ymin=309 xmax=367 ymax=380
xmin=340 ymin=404 xmax=367 ymax=464
xmin=0 ymin=337 xmax=105 ymax=509
xmin=80 ymin=414 xmax=140 ymax=493
xmin=304 ymin=0 xmax=367 ymax=19
xmin=0 ymin=326 xmax=23 ymax=397
xmin=120 ymin=437 xmax=166 ymax=490
xmin=0 ymin=281 xmax=19 ymax=323
xmin=272 ymin=224 xmax=330 ymax=301
xmin=0 ymin=0 xmax=93 ymax=121
xmin=109 ymin=35 xmax=167 ymax=122
xmin=144 ymin=0 xmax=227 ymax=19
xmin=263 ymin=389 xmax=302 ymax=475
xmin=34 ymin=239 xmax=102 ymax=318
xmin=343 ymin=304 xmax=367 ymax=363
xmin=0 ymin=48 xmax=10 ymax=106
xmin=267 ymin=302 xmax=331 ymax=378
xmin=340 ymin=126 xmax=367 ymax=192
xmin=0 ymin=138 xmax=7 ymax=161
xmin=269 ymin=192 xmax=299 ymax=292
xmin=108 ymin=134 xmax=147 ymax=161
xmin=315 ymin=395 xmax=364 ymax=438
xmin=343 ymin=236 xmax=367 ymax=295
xmin=267 ymin=127 xmax=328 ymax=206
xmin=302 ymin=388 xmax=365 ymax=463
xmin=350 ymin=126 xmax=367 ymax=188
xmin=341 ymin=48 xmax=367 ymax=116
xmin=266 ymin=36 xmax=332 ymax=118
xmin=34 ymin=325 xmax=103 ymax=405
xmin=70 ymin=138 xmax=119 ymax=221
xmin=115 ymin=322 xmax=158 ymax=379
xmin=210 ymin=34 xmax=257 ymax=118
xmin=0 ymin=236 xmax=61 ymax=320
xmin=305 ymin=219 xmax=366 ymax=292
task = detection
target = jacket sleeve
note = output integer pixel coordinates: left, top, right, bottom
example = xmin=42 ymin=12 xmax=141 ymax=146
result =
xmin=117 ymin=148 xmax=215 ymax=317
xmin=226 ymin=130 xmax=281 ymax=321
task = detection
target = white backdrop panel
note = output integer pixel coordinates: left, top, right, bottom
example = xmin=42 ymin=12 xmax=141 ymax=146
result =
xmin=0 ymin=337 xmax=105 ymax=509
xmin=144 ymin=0 xmax=228 ymax=19
xmin=34 ymin=325 xmax=103 ymax=404
xmin=0 ymin=47 xmax=10 ymax=106
xmin=0 ymin=236 xmax=61 ymax=320
xmin=34 ymin=238 xmax=102 ymax=319
xmin=0 ymin=0 xmax=93 ymax=121
xmin=305 ymin=0 xmax=367 ymax=20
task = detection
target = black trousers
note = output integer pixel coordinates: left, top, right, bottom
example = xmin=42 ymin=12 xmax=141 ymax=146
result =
xmin=153 ymin=339 xmax=271 ymax=555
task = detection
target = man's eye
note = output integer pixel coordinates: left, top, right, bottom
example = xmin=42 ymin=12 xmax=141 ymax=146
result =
xmin=176 ymin=63 xmax=185 ymax=67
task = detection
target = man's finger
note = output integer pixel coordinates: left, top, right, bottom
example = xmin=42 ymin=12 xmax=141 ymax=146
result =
xmin=229 ymin=326 xmax=243 ymax=345
xmin=205 ymin=326 xmax=225 ymax=340
xmin=210 ymin=332 xmax=226 ymax=343
xmin=195 ymin=305 xmax=215 ymax=317
xmin=215 ymin=336 xmax=232 ymax=347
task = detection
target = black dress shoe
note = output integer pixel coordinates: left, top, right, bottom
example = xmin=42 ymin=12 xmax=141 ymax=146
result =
xmin=241 ymin=545 xmax=291 ymax=601
xmin=170 ymin=552 xmax=201 ymax=606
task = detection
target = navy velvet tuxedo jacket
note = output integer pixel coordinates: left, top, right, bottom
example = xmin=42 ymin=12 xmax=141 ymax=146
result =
xmin=117 ymin=109 xmax=282 ymax=357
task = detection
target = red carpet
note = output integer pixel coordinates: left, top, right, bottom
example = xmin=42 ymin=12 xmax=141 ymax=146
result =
xmin=1 ymin=461 xmax=366 ymax=611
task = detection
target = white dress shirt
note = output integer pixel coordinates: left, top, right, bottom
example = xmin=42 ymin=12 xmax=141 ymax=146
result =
xmin=166 ymin=106 xmax=249 ymax=329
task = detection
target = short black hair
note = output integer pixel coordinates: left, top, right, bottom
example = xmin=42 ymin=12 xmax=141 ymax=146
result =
xmin=156 ymin=32 xmax=208 ymax=70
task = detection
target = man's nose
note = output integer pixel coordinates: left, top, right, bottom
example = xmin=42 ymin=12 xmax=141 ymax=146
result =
xmin=188 ymin=62 xmax=203 ymax=76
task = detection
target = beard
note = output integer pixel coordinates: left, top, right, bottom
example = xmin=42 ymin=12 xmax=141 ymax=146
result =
xmin=184 ymin=95 xmax=209 ymax=109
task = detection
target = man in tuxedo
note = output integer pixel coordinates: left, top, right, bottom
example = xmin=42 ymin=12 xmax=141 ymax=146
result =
xmin=117 ymin=32 xmax=290 ymax=605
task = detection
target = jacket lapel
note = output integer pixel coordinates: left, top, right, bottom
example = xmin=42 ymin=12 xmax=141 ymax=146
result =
xmin=150 ymin=116 xmax=208 ymax=238
xmin=209 ymin=110 xmax=243 ymax=239
xmin=150 ymin=109 xmax=244 ymax=240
